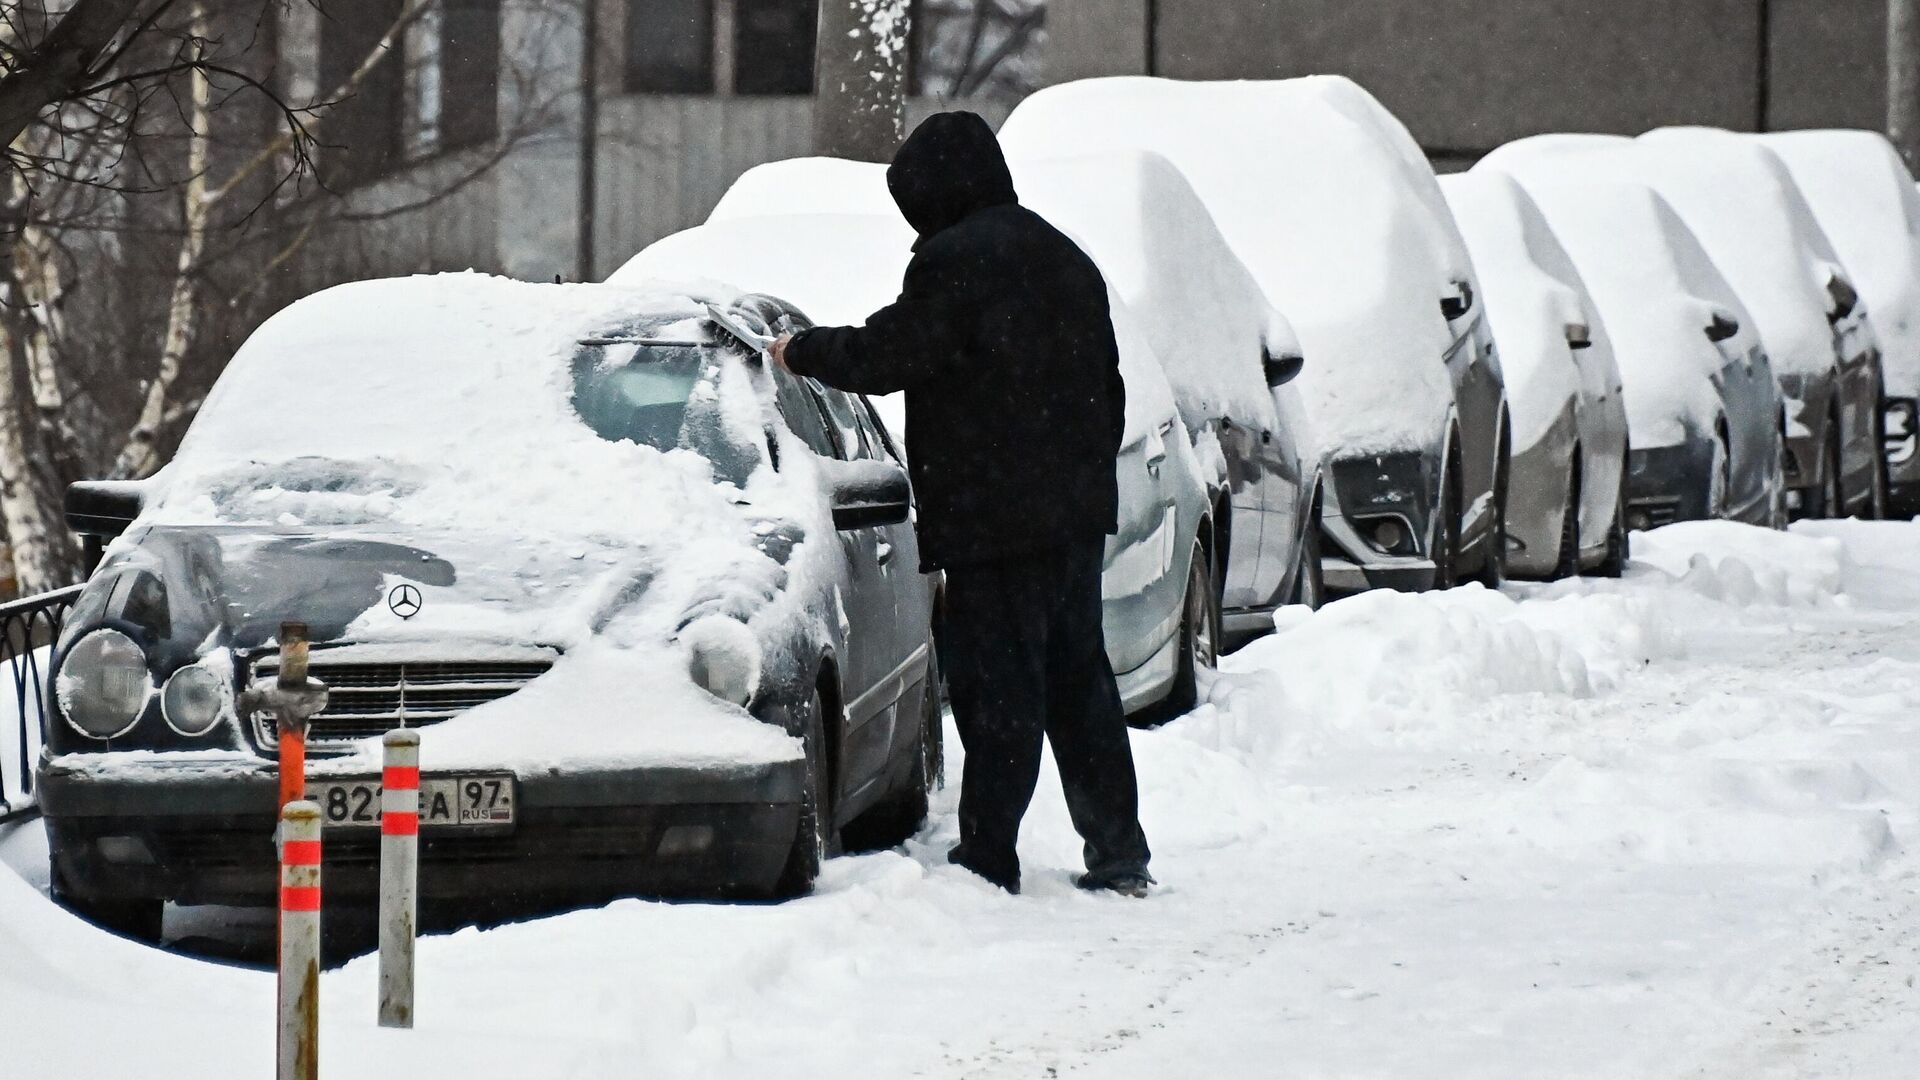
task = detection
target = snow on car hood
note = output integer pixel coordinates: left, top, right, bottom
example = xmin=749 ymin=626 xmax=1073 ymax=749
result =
xmin=1760 ymin=129 xmax=1920 ymax=397
xmin=1008 ymin=150 xmax=1304 ymax=438
xmin=999 ymin=75 xmax=1463 ymax=456
xmin=611 ymin=211 xmax=1183 ymax=451
xmin=1480 ymin=170 xmax=1748 ymax=449
xmin=1440 ymin=171 xmax=1611 ymax=451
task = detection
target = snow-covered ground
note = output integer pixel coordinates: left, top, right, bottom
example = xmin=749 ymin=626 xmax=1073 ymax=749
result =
xmin=6 ymin=520 xmax=1920 ymax=1077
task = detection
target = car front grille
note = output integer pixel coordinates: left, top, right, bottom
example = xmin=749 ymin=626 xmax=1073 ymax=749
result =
xmin=251 ymin=655 xmax=554 ymax=747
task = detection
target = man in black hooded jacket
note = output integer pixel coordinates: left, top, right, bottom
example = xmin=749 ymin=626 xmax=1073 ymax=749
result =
xmin=771 ymin=111 xmax=1153 ymax=897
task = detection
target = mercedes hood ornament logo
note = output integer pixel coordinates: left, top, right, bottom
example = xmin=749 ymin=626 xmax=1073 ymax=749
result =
xmin=388 ymin=583 xmax=423 ymax=619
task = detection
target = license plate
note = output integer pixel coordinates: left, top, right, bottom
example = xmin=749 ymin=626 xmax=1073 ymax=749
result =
xmin=305 ymin=775 xmax=515 ymax=830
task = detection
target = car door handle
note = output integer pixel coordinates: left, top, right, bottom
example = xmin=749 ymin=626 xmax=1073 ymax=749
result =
xmin=875 ymin=537 xmax=895 ymax=565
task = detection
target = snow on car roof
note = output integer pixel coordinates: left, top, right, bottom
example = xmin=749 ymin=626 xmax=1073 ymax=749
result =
xmin=1493 ymin=129 xmax=1844 ymax=379
xmin=706 ymin=156 xmax=893 ymax=223
xmin=999 ymin=75 xmax=1463 ymax=455
xmin=1759 ymin=129 xmax=1920 ymax=396
xmin=612 ymin=211 xmax=1180 ymax=448
xmin=1477 ymin=170 xmax=1750 ymax=448
xmin=1439 ymin=171 xmax=1612 ymax=450
xmin=1008 ymin=149 xmax=1299 ymax=434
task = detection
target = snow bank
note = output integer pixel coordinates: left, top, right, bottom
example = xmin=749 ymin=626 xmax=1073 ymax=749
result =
xmin=1475 ymin=167 xmax=1752 ymax=449
xmin=1008 ymin=150 xmax=1298 ymax=434
xmin=1439 ymin=172 xmax=1611 ymax=450
xmin=1629 ymin=520 xmax=1848 ymax=607
xmin=612 ymin=212 xmax=1180 ymax=450
xmin=1760 ymin=130 xmax=1920 ymax=397
xmin=705 ymin=157 xmax=892 ymax=224
xmin=1000 ymin=76 xmax=1461 ymax=457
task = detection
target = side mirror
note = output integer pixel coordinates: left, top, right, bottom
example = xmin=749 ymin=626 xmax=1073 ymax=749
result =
xmin=66 ymin=480 xmax=146 ymax=539
xmin=1826 ymin=271 xmax=1860 ymax=323
xmin=1440 ymin=280 xmax=1475 ymax=321
xmin=1705 ymin=310 xmax=1741 ymax=343
xmin=1565 ymin=322 xmax=1592 ymax=351
xmin=825 ymin=460 xmax=912 ymax=529
xmin=1262 ymin=349 xmax=1305 ymax=387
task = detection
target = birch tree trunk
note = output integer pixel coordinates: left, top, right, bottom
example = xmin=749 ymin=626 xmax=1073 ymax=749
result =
xmin=0 ymin=180 xmax=72 ymax=593
xmin=110 ymin=1 xmax=213 ymax=481
xmin=813 ymin=0 xmax=911 ymax=162
xmin=1892 ymin=0 xmax=1920 ymax=170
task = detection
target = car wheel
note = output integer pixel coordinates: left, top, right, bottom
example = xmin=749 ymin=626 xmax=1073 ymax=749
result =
xmin=1867 ymin=390 xmax=1890 ymax=520
xmin=1597 ymin=477 xmax=1628 ymax=579
xmin=1552 ymin=464 xmax=1581 ymax=580
xmin=51 ymin=864 xmax=163 ymax=944
xmin=842 ymin=644 xmax=940 ymax=852
xmin=1141 ymin=540 xmax=1218 ymax=726
xmin=1290 ymin=501 xmax=1325 ymax=609
xmin=1817 ymin=424 xmax=1844 ymax=519
xmin=773 ymin=685 xmax=838 ymax=897
xmin=1475 ymin=463 xmax=1508 ymax=589
xmin=1432 ymin=454 xmax=1461 ymax=589
xmin=1708 ymin=430 xmax=1732 ymax=519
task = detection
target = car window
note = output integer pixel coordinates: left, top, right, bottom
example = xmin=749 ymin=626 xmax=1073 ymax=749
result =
xmin=772 ymin=370 xmax=839 ymax=459
xmin=814 ymin=386 xmax=876 ymax=460
xmin=855 ymin=397 xmax=900 ymax=463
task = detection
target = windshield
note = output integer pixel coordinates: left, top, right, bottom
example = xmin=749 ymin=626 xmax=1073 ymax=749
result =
xmin=571 ymin=337 xmax=767 ymax=486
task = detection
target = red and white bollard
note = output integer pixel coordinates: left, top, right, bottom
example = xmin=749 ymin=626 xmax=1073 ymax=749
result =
xmin=278 ymin=800 xmax=322 ymax=1080
xmin=379 ymin=729 xmax=420 ymax=1028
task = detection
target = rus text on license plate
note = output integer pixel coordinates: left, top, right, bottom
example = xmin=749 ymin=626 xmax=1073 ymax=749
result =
xmin=305 ymin=775 xmax=515 ymax=830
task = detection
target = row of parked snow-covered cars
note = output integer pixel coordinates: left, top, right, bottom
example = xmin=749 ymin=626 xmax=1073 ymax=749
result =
xmin=39 ymin=77 xmax=1920 ymax=936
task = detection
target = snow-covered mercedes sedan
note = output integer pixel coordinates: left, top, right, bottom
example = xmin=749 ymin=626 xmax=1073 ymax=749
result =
xmin=41 ymin=275 xmax=940 ymax=939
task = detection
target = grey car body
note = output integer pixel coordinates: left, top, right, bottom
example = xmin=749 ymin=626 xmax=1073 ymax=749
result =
xmin=1440 ymin=172 xmax=1631 ymax=578
xmin=1759 ymin=130 xmax=1919 ymax=515
xmin=41 ymin=279 xmax=941 ymax=936
xmin=612 ymin=211 xmax=1214 ymax=716
xmin=1000 ymin=76 xmax=1509 ymax=597
xmin=1482 ymin=166 xmax=1786 ymax=529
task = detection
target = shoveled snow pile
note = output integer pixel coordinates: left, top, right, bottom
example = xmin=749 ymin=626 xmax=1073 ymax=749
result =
xmin=1000 ymin=75 xmax=1462 ymax=457
xmin=11 ymin=520 xmax=1920 ymax=1077
xmin=1439 ymin=171 xmax=1612 ymax=450
xmin=1476 ymin=165 xmax=1752 ymax=449
xmin=1008 ymin=150 xmax=1300 ymax=437
xmin=1760 ymin=129 xmax=1920 ymax=396
xmin=611 ymin=212 xmax=1181 ymax=450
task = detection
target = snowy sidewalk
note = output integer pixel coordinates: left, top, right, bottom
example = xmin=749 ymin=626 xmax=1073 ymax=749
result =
xmin=5 ymin=520 xmax=1920 ymax=1078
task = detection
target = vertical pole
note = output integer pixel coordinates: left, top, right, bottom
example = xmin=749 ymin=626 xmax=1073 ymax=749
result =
xmin=1894 ymin=0 xmax=1920 ymax=170
xmin=278 ymin=801 xmax=322 ymax=1080
xmin=576 ymin=0 xmax=599 ymax=282
xmin=276 ymin=620 xmax=310 ymax=811
xmin=379 ymin=729 xmax=421 ymax=1029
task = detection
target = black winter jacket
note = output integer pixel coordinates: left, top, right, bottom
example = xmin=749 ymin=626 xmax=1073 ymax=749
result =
xmin=785 ymin=111 xmax=1125 ymax=571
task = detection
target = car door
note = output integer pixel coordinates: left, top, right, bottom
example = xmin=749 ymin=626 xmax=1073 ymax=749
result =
xmin=808 ymin=380 xmax=923 ymax=810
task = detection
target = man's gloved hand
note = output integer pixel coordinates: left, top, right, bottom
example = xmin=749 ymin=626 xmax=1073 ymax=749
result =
xmin=770 ymin=333 xmax=794 ymax=372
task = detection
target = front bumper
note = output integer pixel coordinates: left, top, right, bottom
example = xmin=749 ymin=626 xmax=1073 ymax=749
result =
xmin=1624 ymin=441 xmax=1715 ymax=530
xmin=40 ymin=754 xmax=807 ymax=908
xmin=1321 ymin=450 xmax=1441 ymax=593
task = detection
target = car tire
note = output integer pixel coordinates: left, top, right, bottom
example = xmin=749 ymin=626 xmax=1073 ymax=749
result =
xmin=1551 ymin=464 xmax=1581 ymax=580
xmin=1290 ymin=500 xmax=1325 ymax=609
xmin=1866 ymin=389 xmax=1890 ymax=520
xmin=773 ymin=686 xmax=838 ymax=897
xmin=1709 ymin=429 xmax=1732 ymax=520
xmin=51 ymin=864 xmax=163 ymax=944
xmin=1432 ymin=453 xmax=1461 ymax=590
xmin=1141 ymin=540 xmax=1218 ymax=727
xmin=1816 ymin=423 xmax=1844 ymax=519
xmin=1475 ymin=460 xmax=1508 ymax=589
xmin=1597 ymin=478 xmax=1628 ymax=579
xmin=842 ymin=644 xmax=941 ymax=852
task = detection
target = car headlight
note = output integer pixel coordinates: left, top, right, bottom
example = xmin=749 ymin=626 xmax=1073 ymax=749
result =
xmin=162 ymin=664 xmax=226 ymax=736
xmin=682 ymin=616 xmax=761 ymax=706
xmin=57 ymin=629 xmax=151 ymax=739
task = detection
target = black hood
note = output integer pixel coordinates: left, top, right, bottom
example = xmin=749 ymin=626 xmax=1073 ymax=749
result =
xmin=887 ymin=111 xmax=1019 ymax=249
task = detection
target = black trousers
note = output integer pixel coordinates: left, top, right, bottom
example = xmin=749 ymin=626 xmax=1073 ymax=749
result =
xmin=941 ymin=537 xmax=1151 ymax=890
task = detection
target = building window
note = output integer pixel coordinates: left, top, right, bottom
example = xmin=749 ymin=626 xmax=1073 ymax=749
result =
xmin=319 ymin=0 xmax=407 ymax=185
xmin=439 ymin=0 xmax=502 ymax=148
xmin=909 ymin=0 xmax=1046 ymax=99
xmin=626 ymin=0 xmax=715 ymax=92
xmin=734 ymin=0 xmax=816 ymax=95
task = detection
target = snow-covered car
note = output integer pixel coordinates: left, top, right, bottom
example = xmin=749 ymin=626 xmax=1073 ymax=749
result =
xmin=41 ymin=276 xmax=941 ymax=938
xmin=613 ymin=211 xmax=1218 ymax=719
xmin=1439 ymin=172 xmax=1630 ymax=578
xmin=1000 ymin=76 xmax=1510 ymax=594
xmin=1478 ymin=164 xmax=1785 ymax=529
xmin=1757 ymin=129 xmax=1919 ymax=515
xmin=1495 ymin=131 xmax=1884 ymax=520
